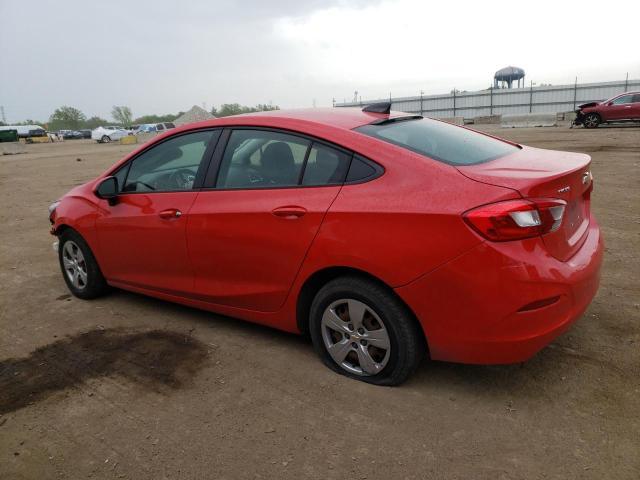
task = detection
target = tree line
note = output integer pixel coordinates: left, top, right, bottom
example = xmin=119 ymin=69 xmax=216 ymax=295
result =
xmin=0 ymin=103 xmax=280 ymax=131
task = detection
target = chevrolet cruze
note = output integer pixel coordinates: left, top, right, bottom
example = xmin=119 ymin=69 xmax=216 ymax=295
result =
xmin=49 ymin=104 xmax=603 ymax=385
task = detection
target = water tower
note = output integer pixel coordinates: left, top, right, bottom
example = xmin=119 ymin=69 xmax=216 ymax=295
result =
xmin=494 ymin=66 xmax=525 ymax=89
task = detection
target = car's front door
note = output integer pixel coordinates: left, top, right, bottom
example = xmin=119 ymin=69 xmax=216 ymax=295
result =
xmin=186 ymin=128 xmax=352 ymax=311
xmin=603 ymin=94 xmax=635 ymax=120
xmin=95 ymin=129 xmax=220 ymax=294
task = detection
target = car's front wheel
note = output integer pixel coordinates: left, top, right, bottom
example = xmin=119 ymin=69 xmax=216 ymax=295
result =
xmin=58 ymin=229 xmax=109 ymax=299
xmin=309 ymin=276 xmax=424 ymax=386
xmin=583 ymin=113 xmax=601 ymax=128
xmin=101 ymin=135 xmax=111 ymax=143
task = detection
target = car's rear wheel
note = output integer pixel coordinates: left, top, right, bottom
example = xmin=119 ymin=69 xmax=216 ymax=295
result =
xmin=101 ymin=135 xmax=111 ymax=143
xmin=583 ymin=113 xmax=601 ymax=128
xmin=58 ymin=229 xmax=109 ymax=299
xmin=309 ymin=276 xmax=424 ymax=386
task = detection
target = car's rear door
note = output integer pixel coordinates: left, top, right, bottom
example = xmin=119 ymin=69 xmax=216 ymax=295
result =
xmin=630 ymin=94 xmax=640 ymax=118
xmin=186 ymin=128 xmax=351 ymax=312
xmin=95 ymin=129 xmax=220 ymax=294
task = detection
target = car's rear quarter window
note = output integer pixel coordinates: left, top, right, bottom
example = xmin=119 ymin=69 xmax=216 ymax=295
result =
xmin=355 ymin=118 xmax=518 ymax=166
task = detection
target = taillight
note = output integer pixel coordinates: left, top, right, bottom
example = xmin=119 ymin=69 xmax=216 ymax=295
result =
xmin=463 ymin=198 xmax=566 ymax=242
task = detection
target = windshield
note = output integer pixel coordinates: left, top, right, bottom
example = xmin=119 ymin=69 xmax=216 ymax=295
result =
xmin=355 ymin=118 xmax=519 ymax=166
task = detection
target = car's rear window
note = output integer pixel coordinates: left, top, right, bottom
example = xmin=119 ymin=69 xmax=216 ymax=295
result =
xmin=355 ymin=118 xmax=518 ymax=166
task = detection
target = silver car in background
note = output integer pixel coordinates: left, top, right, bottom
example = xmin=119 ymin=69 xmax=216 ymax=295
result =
xmin=91 ymin=126 xmax=132 ymax=143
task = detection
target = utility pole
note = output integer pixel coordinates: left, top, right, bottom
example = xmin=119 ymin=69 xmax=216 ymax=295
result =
xmin=419 ymin=90 xmax=424 ymax=116
xmin=453 ymin=88 xmax=456 ymax=117
xmin=624 ymin=72 xmax=629 ymax=92
xmin=489 ymin=86 xmax=493 ymax=116
xmin=529 ymin=81 xmax=534 ymax=113
xmin=573 ymin=76 xmax=578 ymax=110
xmin=0 ymin=106 xmax=5 ymax=124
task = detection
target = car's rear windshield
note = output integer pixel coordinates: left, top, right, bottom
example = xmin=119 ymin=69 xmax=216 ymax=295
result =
xmin=355 ymin=118 xmax=519 ymax=166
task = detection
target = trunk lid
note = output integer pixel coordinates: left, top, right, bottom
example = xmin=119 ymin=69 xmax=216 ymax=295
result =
xmin=457 ymin=146 xmax=593 ymax=261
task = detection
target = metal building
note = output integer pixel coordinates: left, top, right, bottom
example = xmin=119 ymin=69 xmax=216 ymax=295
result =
xmin=335 ymin=78 xmax=639 ymax=120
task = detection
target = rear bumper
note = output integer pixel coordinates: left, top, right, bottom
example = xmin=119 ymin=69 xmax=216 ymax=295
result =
xmin=395 ymin=216 xmax=603 ymax=364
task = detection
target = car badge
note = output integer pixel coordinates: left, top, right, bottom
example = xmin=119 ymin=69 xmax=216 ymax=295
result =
xmin=582 ymin=171 xmax=592 ymax=185
xmin=557 ymin=186 xmax=571 ymax=193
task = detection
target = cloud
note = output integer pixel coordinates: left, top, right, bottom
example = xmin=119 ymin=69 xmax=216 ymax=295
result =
xmin=0 ymin=0 xmax=638 ymax=123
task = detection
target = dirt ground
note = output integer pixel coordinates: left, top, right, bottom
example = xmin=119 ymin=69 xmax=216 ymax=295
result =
xmin=1 ymin=125 xmax=639 ymax=480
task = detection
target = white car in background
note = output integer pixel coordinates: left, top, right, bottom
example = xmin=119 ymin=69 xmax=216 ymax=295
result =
xmin=91 ymin=126 xmax=132 ymax=143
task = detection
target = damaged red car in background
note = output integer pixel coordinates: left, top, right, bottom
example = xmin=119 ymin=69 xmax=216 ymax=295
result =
xmin=573 ymin=91 xmax=640 ymax=128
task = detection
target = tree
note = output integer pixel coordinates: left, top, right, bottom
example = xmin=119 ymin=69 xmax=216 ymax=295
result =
xmin=84 ymin=116 xmax=109 ymax=129
xmin=133 ymin=113 xmax=181 ymax=124
xmin=111 ymin=106 xmax=133 ymax=127
xmin=213 ymin=103 xmax=279 ymax=118
xmin=49 ymin=106 xmax=86 ymax=131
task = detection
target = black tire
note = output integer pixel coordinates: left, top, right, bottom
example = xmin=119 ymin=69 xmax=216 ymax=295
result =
xmin=309 ymin=276 xmax=425 ymax=386
xmin=58 ymin=229 xmax=109 ymax=299
xmin=101 ymin=135 xmax=111 ymax=143
xmin=583 ymin=113 xmax=601 ymax=129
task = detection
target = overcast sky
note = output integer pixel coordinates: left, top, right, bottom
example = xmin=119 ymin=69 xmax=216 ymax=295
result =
xmin=1 ymin=0 xmax=638 ymax=123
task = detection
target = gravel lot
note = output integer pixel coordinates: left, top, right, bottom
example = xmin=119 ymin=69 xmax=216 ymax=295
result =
xmin=1 ymin=125 xmax=639 ymax=479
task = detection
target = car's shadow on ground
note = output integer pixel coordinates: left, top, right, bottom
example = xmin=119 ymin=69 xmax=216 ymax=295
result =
xmin=85 ymin=288 xmax=605 ymax=399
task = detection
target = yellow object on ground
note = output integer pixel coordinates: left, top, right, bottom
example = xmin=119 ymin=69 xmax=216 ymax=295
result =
xmin=22 ymin=136 xmax=51 ymax=144
xmin=119 ymin=135 xmax=138 ymax=145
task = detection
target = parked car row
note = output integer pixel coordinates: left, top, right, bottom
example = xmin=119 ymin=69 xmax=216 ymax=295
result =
xmin=57 ymin=129 xmax=92 ymax=140
xmin=1 ymin=123 xmax=177 ymax=143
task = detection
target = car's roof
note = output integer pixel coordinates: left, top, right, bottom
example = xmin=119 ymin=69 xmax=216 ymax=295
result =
xmin=192 ymin=107 xmax=412 ymax=131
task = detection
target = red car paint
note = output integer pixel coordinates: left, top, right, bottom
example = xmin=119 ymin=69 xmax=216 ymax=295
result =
xmin=51 ymin=108 xmax=603 ymax=365
xmin=577 ymin=91 xmax=640 ymax=124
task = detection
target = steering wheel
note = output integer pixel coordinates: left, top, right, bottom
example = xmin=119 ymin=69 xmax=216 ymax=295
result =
xmin=246 ymin=168 xmax=264 ymax=185
xmin=169 ymin=168 xmax=196 ymax=190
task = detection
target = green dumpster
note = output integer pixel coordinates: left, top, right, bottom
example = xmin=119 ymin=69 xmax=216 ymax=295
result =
xmin=0 ymin=129 xmax=19 ymax=143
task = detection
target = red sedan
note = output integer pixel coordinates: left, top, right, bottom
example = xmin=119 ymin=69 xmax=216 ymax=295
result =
xmin=49 ymin=104 xmax=603 ymax=385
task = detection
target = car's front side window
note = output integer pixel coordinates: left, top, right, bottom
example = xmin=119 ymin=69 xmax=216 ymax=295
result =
xmin=611 ymin=95 xmax=633 ymax=105
xmin=216 ymin=130 xmax=310 ymax=188
xmin=121 ymin=130 xmax=216 ymax=193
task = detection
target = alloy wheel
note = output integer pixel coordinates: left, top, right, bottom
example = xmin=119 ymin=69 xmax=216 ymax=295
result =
xmin=321 ymin=298 xmax=391 ymax=376
xmin=62 ymin=241 xmax=88 ymax=290
xmin=584 ymin=114 xmax=599 ymax=128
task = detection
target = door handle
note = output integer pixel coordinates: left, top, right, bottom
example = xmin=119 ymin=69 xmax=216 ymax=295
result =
xmin=159 ymin=208 xmax=182 ymax=219
xmin=272 ymin=206 xmax=307 ymax=219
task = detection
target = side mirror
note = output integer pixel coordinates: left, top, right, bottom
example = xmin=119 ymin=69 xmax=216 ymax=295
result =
xmin=95 ymin=176 xmax=119 ymax=205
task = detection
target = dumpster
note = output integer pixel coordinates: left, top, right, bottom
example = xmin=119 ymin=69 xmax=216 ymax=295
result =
xmin=0 ymin=129 xmax=18 ymax=143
